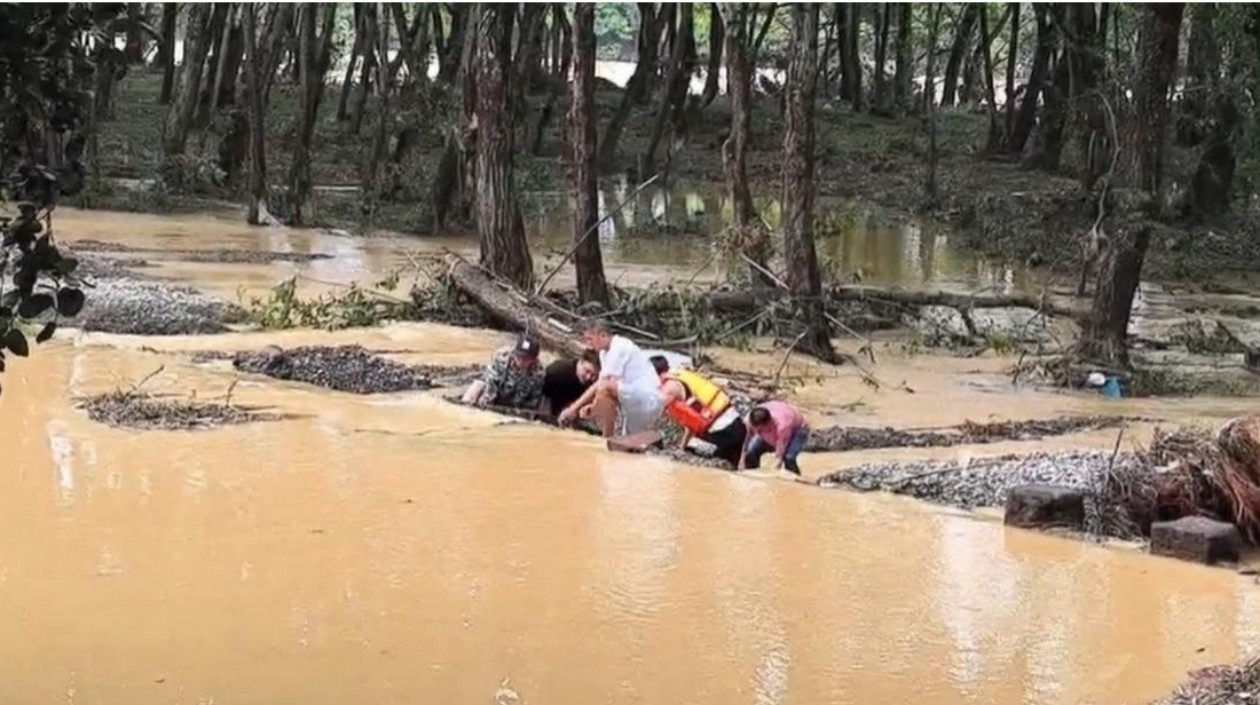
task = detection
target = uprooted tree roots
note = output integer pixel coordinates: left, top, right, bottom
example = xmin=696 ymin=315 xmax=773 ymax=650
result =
xmin=79 ymin=390 xmax=271 ymax=430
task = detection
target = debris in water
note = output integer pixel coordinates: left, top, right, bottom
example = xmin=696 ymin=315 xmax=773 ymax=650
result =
xmin=1155 ymin=656 xmax=1260 ymax=705
xmin=79 ymin=390 xmax=268 ymax=430
xmin=228 ymin=344 xmax=476 ymax=394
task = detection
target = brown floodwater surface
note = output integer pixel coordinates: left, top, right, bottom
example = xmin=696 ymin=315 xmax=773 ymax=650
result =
xmin=1 ymin=331 xmax=1258 ymax=705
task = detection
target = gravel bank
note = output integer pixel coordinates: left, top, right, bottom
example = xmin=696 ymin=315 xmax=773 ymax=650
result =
xmin=71 ymin=239 xmax=334 ymax=264
xmin=227 ymin=344 xmax=472 ymax=394
xmin=820 ymin=450 xmax=1140 ymax=510
xmin=73 ymin=278 xmax=244 ymax=335
xmin=80 ymin=390 xmax=269 ymax=430
xmin=807 ymin=416 xmax=1131 ymax=452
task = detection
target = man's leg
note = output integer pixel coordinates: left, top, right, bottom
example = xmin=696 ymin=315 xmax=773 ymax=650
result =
xmin=461 ymin=379 xmax=486 ymax=404
xmin=743 ymin=435 xmax=770 ymax=469
xmin=620 ymin=386 xmax=662 ymax=435
xmin=782 ymin=427 xmax=809 ymax=475
xmin=590 ymin=386 xmax=620 ymax=437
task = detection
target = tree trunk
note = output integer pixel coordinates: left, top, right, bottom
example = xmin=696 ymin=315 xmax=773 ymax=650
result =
xmin=701 ymin=3 xmax=725 ymax=107
xmin=194 ymin=3 xmax=230 ymax=127
xmin=833 ymin=4 xmax=850 ymax=100
xmin=1177 ymin=3 xmax=1219 ymax=146
xmin=217 ymin=17 xmax=246 ymax=109
xmin=161 ymin=3 xmax=213 ymax=176
xmin=892 ymin=3 xmax=912 ymax=114
xmin=438 ymin=5 xmax=469 ymax=84
xmin=364 ymin=2 xmax=404 ymax=211
xmin=200 ymin=3 xmax=237 ymax=126
xmin=782 ymin=4 xmax=836 ymax=363
xmin=1008 ymin=4 xmax=1053 ymax=155
xmin=243 ymin=4 xmax=272 ymax=226
xmin=721 ymin=3 xmax=772 ymax=283
xmin=845 ymin=3 xmax=863 ymax=109
xmin=288 ymin=3 xmax=337 ymax=226
xmin=475 ymin=4 xmax=534 ymax=290
xmin=558 ymin=5 xmax=574 ymax=80
xmin=1003 ymin=3 xmax=1020 ymax=148
xmin=1076 ymin=3 xmax=1185 ymax=369
xmin=569 ymin=4 xmax=610 ymax=306
xmin=349 ymin=4 xmax=378 ymax=136
xmin=598 ymin=3 xmax=662 ymax=168
xmin=158 ymin=3 xmax=179 ymax=104
xmin=336 ymin=5 xmax=364 ymax=121
xmin=641 ymin=4 xmax=693 ymax=176
xmin=921 ymin=6 xmax=941 ymax=114
xmin=871 ymin=4 xmax=891 ymax=114
xmin=1022 ymin=6 xmax=1068 ymax=171
xmin=1070 ymin=3 xmax=1109 ymax=189
xmin=941 ymin=4 xmax=977 ymax=107
xmin=979 ymin=5 xmax=1002 ymax=152
xmin=924 ymin=4 xmax=942 ymax=204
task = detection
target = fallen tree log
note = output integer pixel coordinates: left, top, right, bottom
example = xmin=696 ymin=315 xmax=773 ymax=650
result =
xmin=440 ymin=253 xmax=587 ymax=358
xmin=706 ymin=285 xmax=1087 ymax=321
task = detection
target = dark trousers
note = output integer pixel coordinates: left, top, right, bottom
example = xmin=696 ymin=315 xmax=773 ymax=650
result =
xmin=744 ymin=427 xmax=809 ymax=474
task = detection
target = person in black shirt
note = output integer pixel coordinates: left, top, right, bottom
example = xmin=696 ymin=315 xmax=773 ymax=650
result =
xmin=541 ymin=348 xmax=600 ymax=421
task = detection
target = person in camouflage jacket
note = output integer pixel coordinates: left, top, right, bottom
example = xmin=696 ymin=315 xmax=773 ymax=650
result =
xmin=461 ymin=335 xmax=544 ymax=409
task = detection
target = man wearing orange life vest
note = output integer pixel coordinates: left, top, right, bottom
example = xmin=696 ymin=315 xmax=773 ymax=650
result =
xmin=650 ymin=356 xmax=748 ymax=468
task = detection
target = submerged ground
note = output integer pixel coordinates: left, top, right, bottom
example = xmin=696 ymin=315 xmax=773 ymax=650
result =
xmin=0 ymin=206 xmax=1257 ymax=704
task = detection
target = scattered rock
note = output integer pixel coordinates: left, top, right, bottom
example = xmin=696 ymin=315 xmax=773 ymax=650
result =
xmin=79 ymin=390 xmax=269 ymax=430
xmin=1004 ymin=484 xmax=1086 ymax=530
xmin=1150 ymin=516 xmax=1242 ymax=565
xmin=229 ymin=344 xmax=456 ymax=394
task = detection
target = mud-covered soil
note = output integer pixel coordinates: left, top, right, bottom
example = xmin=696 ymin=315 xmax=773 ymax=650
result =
xmin=79 ymin=390 xmax=272 ymax=429
xmin=216 ymin=344 xmax=476 ymax=394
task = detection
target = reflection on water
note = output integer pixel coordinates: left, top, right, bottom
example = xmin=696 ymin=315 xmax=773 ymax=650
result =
xmin=0 ymin=330 xmax=1254 ymax=705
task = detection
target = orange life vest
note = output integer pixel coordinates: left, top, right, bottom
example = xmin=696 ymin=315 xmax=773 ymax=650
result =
xmin=662 ymin=369 xmax=732 ymax=435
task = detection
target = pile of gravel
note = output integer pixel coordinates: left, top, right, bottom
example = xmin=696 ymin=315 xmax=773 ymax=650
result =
xmin=72 ymin=278 xmax=243 ymax=335
xmin=807 ymin=416 xmax=1130 ymax=452
xmin=819 ymin=450 xmax=1141 ymax=510
xmin=229 ymin=344 xmax=465 ymax=394
xmin=80 ymin=390 xmax=264 ymax=430
xmin=70 ymin=239 xmax=333 ymax=264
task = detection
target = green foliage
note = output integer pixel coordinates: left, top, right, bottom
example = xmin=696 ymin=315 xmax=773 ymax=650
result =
xmin=242 ymin=277 xmax=398 ymax=331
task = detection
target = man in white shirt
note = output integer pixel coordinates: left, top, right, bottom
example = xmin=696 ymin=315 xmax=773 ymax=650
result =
xmin=558 ymin=320 xmax=663 ymax=437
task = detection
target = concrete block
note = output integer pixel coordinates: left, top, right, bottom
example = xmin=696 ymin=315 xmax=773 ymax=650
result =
xmin=1003 ymin=484 xmax=1086 ymax=530
xmin=1150 ymin=516 xmax=1242 ymax=565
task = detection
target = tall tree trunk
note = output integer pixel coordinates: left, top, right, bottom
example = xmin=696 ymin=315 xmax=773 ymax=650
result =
xmin=216 ymin=16 xmax=246 ymax=109
xmin=941 ymin=4 xmax=977 ymax=107
xmin=244 ymin=4 xmax=272 ymax=226
xmin=1177 ymin=3 xmax=1219 ymax=146
xmin=721 ymin=3 xmax=772 ymax=284
xmin=336 ymin=5 xmax=364 ymax=121
xmin=569 ymin=4 xmax=610 ymax=306
xmin=1070 ymin=3 xmax=1108 ymax=189
xmin=892 ymin=3 xmax=913 ymax=114
xmin=782 ymin=4 xmax=836 ymax=363
xmin=475 ymin=4 xmax=533 ymax=289
xmin=871 ymin=4 xmax=891 ymax=114
xmin=365 ymin=3 xmax=406 ymax=211
xmin=1003 ymin=3 xmax=1020 ymax=148
xmin=701 ymin=3 xmax=725 ymax=107
xmin=438 ymin=5 xmax=469 ymax=84
xmin=161 ymin=3 xmax=213 ymax=178
xmin=1023 ymin=6 xmax=1068 ymax=171
xmin=200 ymin=3 xmax=238 ymax=126
xmin=195 ymin=3 xmax=230 ymax=127
xmin=158 ymin=3 xmax=179 ymax=104
xmin=558 ymin=5 xmax=574 ymax=80
xmin=288 ymin=3 xmax=337 ymax=226
xmin=924 ymin=4 xmax=943 ymax=204
xmin=349 ymin=4 xmax=378 ymax=136
xmin=598 ymin=3 xmax=662 ymax=167
xmin=1076 ymin=3 xmax=1185 ymax=369
xmin=845 ymin=3 xmax=863 ymax=109
xmin=979 ymin=5 xmax=1002 ymax=152
xmin=921 ymin=6 xmax=941 ymax=114
xmin=834 ymin=5 xmax=850 ymax=100
xmin=1008 ymin=4 xmax=1054 ymax=155
xmin=641 ymin=4 xmax=693 ymax=176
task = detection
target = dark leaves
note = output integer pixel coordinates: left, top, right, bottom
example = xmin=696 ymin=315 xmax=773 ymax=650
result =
xmin=35 ymin=321 xmax=56 ymax=343
xmin=3 ymin=329 xmax=29 ymax=357
xmin=17 ymin=293 xmax=54 ymax=318
xmin=56 ymin=287 xmax=85 ymax=317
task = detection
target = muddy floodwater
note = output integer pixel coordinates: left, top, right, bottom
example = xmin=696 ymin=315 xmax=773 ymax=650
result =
xmin=2 ymin=207 xmax=1259 ymax=704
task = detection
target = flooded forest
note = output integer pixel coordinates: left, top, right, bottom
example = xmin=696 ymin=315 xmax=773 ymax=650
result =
xmin=4 ymin=2 xmax=1260 ymax=703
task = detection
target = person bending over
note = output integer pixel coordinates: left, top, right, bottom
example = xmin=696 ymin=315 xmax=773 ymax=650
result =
xmin=558 ymin=320 xmax=662 ymax=437
xmin=652 ymin=356 xmax=748 ymax=468
xmin=461 ymin=335 xmax=544 ymax=409
xmin=541 ymin=348 xmax=600 ymax=420
xmin=742 ymin=400 xmax=809 ymax=475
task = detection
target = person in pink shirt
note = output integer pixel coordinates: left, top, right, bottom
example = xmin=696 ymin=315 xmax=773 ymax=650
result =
xmin=740 ymin=400 xmax=810 ymax=475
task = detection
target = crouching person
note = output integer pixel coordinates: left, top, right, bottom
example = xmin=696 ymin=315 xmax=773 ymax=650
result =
xmin=742 ymin=401 xmax=809 ymax=475
xmin=461 ymin=335 xmax=544 ymax=409
xmin=651 ymin=356 xmax=748 ymax=468
xmin=558 ymin=320 xmax=662 ymax=437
